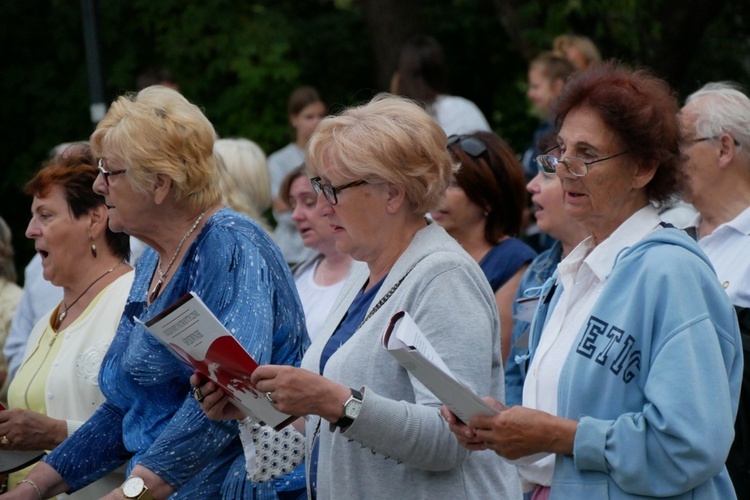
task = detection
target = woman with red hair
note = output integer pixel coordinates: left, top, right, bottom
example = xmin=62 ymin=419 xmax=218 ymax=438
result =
xmin=445 ymin=64 xmax=742 ymax=499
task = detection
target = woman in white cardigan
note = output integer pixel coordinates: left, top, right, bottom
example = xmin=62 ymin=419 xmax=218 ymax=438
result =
xmin=2 ymin=143 xmax=133 ymax=499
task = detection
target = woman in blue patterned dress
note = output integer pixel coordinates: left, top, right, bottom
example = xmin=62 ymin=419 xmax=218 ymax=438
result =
xmin=2 ymin=86 xmax=308 ymax=500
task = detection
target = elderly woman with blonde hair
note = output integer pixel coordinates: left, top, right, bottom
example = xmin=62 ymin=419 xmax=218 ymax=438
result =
xmin=214 ymin=138 xmax=273 ymax=234
xmin=1 ymin=86 xmax=308 ymax=500
xmin=194 ymin=94 xmax=522 ymax=499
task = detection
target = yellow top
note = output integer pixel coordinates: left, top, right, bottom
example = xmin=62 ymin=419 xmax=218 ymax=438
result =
xmin=7 ymin=291 xmax=106 ymax=488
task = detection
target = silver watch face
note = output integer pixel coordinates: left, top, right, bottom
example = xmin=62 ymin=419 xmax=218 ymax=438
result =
xmin=344 ymin=396 xmax=363 ymax=419
xmin=122 ymin=476 xmax=145 ymax=497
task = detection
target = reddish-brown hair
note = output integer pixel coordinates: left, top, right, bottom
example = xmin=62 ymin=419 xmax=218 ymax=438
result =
xmin=25 ymin=143 xmax=130 ymax=260
xmin=553 ymin=62 xmax=683 ymax=204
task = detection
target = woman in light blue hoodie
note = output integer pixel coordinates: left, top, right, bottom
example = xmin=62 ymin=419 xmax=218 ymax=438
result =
xmin=444 ymin=63 xmax=743 ymax=499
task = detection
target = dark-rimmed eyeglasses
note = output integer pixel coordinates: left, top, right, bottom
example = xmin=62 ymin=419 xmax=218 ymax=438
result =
xmin=447 ymin=135 xmax=490 ymax=163
xmin=534 ymin=151 xmax=628 ymax=177
xmin=310 ymin=176 xmax=367 ymax=205
xmin=97 ymin=158 xmax=127 ymax=186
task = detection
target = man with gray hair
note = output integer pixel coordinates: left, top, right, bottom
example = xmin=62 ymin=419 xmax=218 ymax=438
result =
xmin=681 ymin=81 xmax=750 ymax=497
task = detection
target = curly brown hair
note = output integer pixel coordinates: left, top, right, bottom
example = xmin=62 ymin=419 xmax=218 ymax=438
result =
xmin=553 ymin=62 xmax=684 ymax=204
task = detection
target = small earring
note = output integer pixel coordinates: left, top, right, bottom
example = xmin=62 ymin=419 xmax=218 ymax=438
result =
xmin=91 ymin=243 xmax=97 ymax=258
xmin=483 ymin=211 xmax=489 ymax=217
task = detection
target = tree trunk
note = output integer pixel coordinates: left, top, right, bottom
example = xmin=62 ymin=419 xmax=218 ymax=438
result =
xmin=359 ymin=0 xmax=425 ymax=90
xmin=647 ymin=0 xmax=729 ymax=84
xmin=491 ymin=0 xmax=533 ymax=61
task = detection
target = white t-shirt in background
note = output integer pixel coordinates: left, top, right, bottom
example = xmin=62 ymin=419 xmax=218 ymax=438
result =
xmin=294 ymin=259 xmax=346 ymax=343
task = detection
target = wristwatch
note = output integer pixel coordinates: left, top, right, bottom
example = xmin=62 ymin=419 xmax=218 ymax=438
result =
xmin=121 ymin=475 xmax=156 ymax=500
xmin=331 ymin=388 xmax=363 ymax=430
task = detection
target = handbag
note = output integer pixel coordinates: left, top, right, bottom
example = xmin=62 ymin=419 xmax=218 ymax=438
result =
xmin=238 ymin=417 xmax=305 ymax=483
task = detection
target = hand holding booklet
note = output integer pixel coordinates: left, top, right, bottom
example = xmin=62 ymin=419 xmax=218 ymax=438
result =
xmin=138 ymin=292 xmax=295 ymax=431
xmin=381 ymin=311 xmax=498 ymax=424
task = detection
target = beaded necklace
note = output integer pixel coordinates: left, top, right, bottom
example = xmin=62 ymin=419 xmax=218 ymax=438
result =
xmin=149 ymin=207 xmax=211 ymax=303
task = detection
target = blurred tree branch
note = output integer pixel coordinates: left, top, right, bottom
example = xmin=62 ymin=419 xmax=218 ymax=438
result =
xmin=359 ymin=0 xmax=424 ymax=90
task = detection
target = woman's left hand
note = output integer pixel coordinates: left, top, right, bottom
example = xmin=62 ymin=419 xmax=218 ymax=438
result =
xmin=251 ymin=365 xmax=351 ymax=422
xmin=100 ymin=465 xmax=173 ymax=500
xmin=440 ymin=397 xmax=507 ymax=451
xmin=190 ymin=373 xmax=247 ymax=422
xmin=468 ymin=405 xmax=578 ymax=460
xmin=0 ymin=409 xmax=66 ymax=450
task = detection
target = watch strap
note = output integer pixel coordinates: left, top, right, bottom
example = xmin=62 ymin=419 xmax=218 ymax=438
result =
xmin=139 ymin=488 xmax=156 ymax=500
xmin=332 ymin=388 xmax=363 ymax=429
xmin=121 ymin=476 xmax=156 ymax=500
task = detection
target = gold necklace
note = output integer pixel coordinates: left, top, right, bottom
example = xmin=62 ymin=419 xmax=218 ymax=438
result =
xmin=55 ymin=261 xmax=125 ymax=334
xmin=149 ymin=207 xmax=211 ymax=303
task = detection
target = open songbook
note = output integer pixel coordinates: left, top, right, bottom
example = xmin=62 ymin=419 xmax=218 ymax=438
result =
xmin=137 ymin=292 xmax=295 ymax=431
xmin=381 ymin=311 xmax=498 ymax=424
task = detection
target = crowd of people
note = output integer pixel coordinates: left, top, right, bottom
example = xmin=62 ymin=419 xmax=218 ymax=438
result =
xmin=0 ymin=31 xmax=746 ymax=500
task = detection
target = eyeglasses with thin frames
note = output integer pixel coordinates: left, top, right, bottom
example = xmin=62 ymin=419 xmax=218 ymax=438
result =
xmin=534 ymin=150 xmax=628 ymax=177
xmin=310 ymin=176 xmax=367 ymax=205
xmin=97 ymin=158 xmax=127 ymax=186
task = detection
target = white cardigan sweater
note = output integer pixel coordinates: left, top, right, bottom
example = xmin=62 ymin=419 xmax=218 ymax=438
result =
xmin=18 ymin=271 xmax=134 ymax=499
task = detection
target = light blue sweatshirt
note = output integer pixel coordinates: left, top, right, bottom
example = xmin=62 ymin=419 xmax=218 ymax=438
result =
xmin=527 ymin=227 xmax=742 ymax=499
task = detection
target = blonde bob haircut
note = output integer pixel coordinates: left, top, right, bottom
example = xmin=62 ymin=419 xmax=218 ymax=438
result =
xmin=306 ymin=93 xmax=454 ymax=214
xmin=214 ymin=138 xmax=273 ymax=233
xmin=90 ymin=85 xmax=221 ymax=213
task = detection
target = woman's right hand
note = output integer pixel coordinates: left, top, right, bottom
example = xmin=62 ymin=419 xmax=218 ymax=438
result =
xmin=0 ymin=462 xmax=68 ymax=498
xmin=0 ymin=409 xmax=67 ymax=451
xmin=189 ymin=373 xmax=247 ymax=421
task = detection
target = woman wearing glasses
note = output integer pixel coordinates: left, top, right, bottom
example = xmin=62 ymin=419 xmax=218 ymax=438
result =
xmin=280 ymin=165 xmax=352 ymax=343
xmin=3 ymin=86 xmax=308 ymax=500
xmin=194 ymin=94 xmax=522 ymax=498
xmin=504 ymin=132 xmax=589 ymax=407
xmin=431 ymin=131 xmax=536 ymax=363
xmin=445 ymin=64 xmax=742 ymax=499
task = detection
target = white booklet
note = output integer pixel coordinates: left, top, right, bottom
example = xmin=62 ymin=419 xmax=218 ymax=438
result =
xmin=137 ymin=292 xmax=295 ymax=430
xmin=381 ymin=311 xmax=498 ymax=424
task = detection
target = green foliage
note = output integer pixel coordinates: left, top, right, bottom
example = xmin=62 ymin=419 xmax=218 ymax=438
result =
xmin=1 ymin=0 xmax=747 ymax=276
xmin=677 ymin=7 xmax=750 ymax=97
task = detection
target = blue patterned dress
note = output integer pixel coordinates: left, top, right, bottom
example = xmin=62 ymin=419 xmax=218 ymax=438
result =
xmin=43 ymin=208 xmax=309 ymax=498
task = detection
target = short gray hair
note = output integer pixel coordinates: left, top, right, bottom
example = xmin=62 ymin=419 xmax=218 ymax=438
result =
xmin=306 ymin=93 xmax=454 ymax=214
xmin=685 ymin=82 xmax=750 ymax=158
xmin=214 ymin=138 xmax=271 ymax=216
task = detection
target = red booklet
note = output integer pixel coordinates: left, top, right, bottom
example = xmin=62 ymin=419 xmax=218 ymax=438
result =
xmin=139 ymin=292 xmax=295 ymax=431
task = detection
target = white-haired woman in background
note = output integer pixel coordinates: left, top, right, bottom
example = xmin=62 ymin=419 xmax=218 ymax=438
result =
xmin=214 ymin=138 xmax=273 ymax=234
